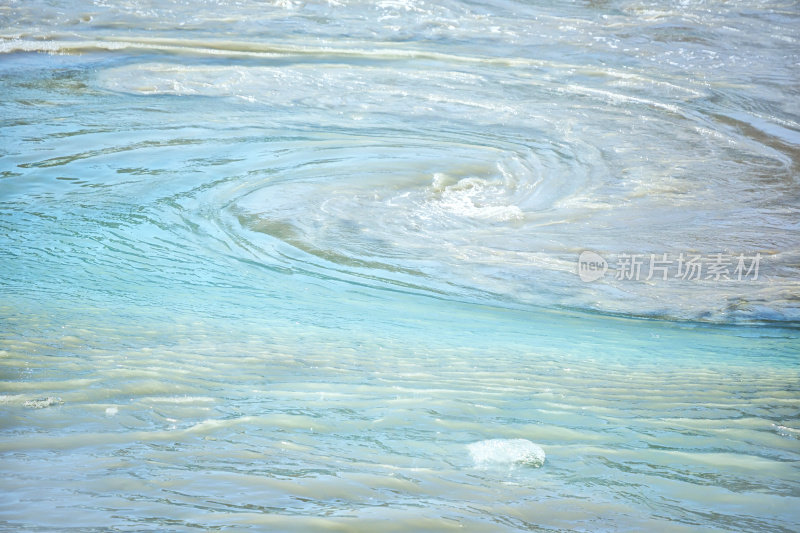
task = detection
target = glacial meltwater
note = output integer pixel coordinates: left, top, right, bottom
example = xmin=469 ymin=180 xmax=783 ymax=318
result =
xmin=1 ymin=1 xmax=799 ymax=531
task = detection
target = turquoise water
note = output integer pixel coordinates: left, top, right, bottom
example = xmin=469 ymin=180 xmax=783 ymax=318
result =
xmin=2 ymin=1 xmax=799 ymax=531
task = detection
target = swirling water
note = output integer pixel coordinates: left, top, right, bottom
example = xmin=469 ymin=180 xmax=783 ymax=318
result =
xmin=1 ymin=1 xmax=799 ymax=531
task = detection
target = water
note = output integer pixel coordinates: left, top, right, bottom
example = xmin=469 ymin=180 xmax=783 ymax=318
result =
xmin=1 ymin=1 xmax=799 ymax=531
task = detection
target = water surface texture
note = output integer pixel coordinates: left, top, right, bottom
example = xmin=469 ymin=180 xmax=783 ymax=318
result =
xmin=1 ymin=1 xmax=799 ymax=531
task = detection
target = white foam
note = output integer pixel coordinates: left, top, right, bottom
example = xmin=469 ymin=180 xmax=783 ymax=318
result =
xmin=773 ymin=424 xmax=800 ymax=440
xmin=468 ymin=438 xmax=545 ymax=468
xmin=23 ymin=397 xmax=63 ymax=409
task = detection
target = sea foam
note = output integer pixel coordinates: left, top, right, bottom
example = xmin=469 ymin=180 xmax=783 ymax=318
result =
xmin=468 ymin=438 xmax=545 ymax=468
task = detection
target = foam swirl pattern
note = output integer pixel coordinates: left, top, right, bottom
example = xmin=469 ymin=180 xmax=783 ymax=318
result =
xmin=2 ymin=0 xmax=798 ymax=321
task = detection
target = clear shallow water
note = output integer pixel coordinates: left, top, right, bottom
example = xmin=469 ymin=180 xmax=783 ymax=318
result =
xmin=1 ymin=0 xmax=799 ymax=531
